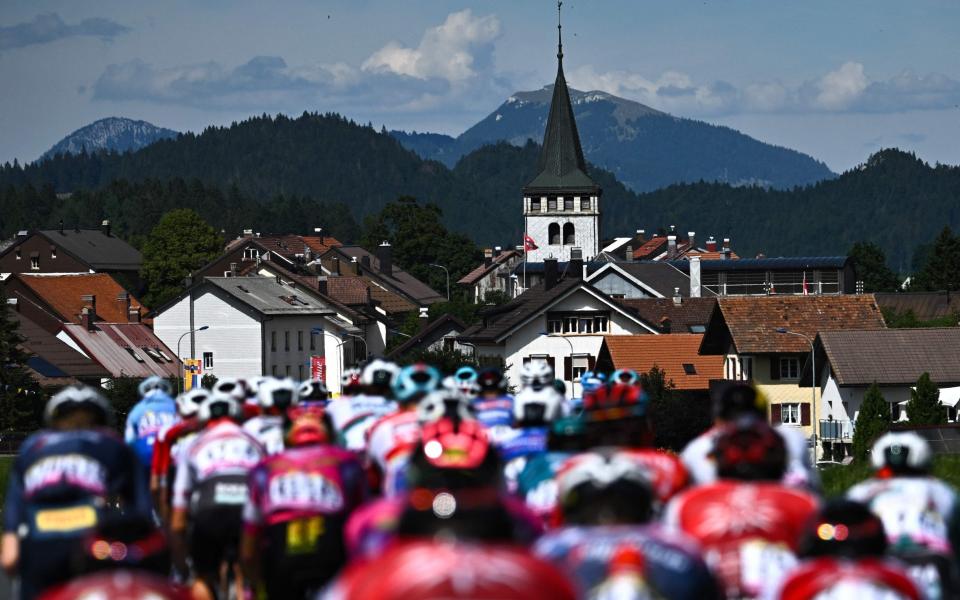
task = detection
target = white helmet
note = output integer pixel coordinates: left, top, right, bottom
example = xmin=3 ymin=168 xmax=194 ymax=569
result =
xmin=417 ymin=389 xmax=475 ymax=424
xmin=138 ymin=375 xmax=172 ymax=398
xmin=245 ymin=376 xmax=270 ymax=398
xmin=213 ymin=377 xmax=248 ymax=402
xmin=197 ymin=392 xmax=242 ymax=422
xmin=257 ymin=377 xmax=299 ymax=410
xmin=870 ymin=431 xmax=933 ymax=474
xmin=176 ymin=388 xmax=210 ymax=418
xmin=45 ymin=385 xmax=112 ymax=426
xmin=298 ymin=379 xmax=329 ymax=404
xmin=361 ymin=359 xmax=399 ymax=389
xmin=520 ymin=360 xmax=554 ymax=390
xmin=556 ymin=450 xmax=654 ymax=502
xmin=513 ymin=386 xmax=564 ymax=426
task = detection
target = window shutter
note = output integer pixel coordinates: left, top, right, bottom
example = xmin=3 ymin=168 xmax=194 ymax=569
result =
xmin=588 ymin=356 xmax=596 ymax=370
xmin=546 ymin=356 xmax=556 ymax=373
xmin=769 ymin=355 xmax=780 ymax=380
xmin=564 ymin=356 xmax=572 ymax=380
xmin=770 ymin=404 xmax=782 ymax=424
xmin=801 ymin=403 xmax=811 ymax=426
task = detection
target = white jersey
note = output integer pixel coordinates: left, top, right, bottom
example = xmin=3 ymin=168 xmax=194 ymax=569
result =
xmin=326 ymin=394 xmax=397 ymax=452
xmin=680 ymin=424 xmax=819 ymax=490
xmin=242 ymin=414 xmax=286 ymax=456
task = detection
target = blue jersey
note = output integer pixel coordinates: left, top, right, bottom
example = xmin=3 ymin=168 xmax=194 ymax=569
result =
xmin=472 ymin=395 xmax=514 ymax=429
xmin=4 ymin=428 xmax=152 ymax=538
xmin=125 ymin=392 xmax=179 ymax=467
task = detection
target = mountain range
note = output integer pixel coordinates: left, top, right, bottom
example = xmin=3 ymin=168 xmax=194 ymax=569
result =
xmin=392 ymin=86 xmax=835 ymax=191
xmin=39 ymin=117 xmax=178 ymax=162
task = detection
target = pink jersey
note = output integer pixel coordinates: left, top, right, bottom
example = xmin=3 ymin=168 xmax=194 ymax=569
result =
xmin=665 ymin=481 xmax=819 ymax=599
xmin=365 ymin=410 xmax=421 ymax=496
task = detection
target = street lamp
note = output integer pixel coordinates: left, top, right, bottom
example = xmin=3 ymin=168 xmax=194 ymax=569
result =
xmin=775 ymin=327 xmax=817 ymax=460
xmin=177 ymin=325 xmax=209 ymax=394
xmin=428 ymin=263 xmax=450 ymax=300
xmin=539 ymin=331 xmax=576 ymax=400
xmin=343 ymin=333 xmax=368 ymax=361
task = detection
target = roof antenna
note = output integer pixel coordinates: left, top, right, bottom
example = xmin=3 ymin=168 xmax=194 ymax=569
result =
xmin=557 ymin=1 xmax=563 ymax=62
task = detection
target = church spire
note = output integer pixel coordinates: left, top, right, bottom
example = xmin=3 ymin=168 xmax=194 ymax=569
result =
xmin=557 ymin=0 xmax=563 ymax=62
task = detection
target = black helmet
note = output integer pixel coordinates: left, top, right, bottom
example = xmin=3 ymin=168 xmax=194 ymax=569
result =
xmin=798 ymin=499 xmax=887 ymax=559
xmin=476 ymin=368 xmax=508 ymax=395
xmin=712 ymin=417 xmax=786 ymax=482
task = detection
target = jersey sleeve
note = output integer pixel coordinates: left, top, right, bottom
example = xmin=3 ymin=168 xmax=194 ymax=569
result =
xmin=124 ymin=404 xmax=140 ymax=444
xmin=242 ymin=465 xmax=266 ymax=533
xmin=171 ymin=440 xmax=195 ymax=510
xmin=3 ymin=455 xmax=26 ymax=532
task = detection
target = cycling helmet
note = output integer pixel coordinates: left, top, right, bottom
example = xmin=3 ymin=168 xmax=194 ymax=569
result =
xmin=297 ymin=378 xmax=329 ymax=405
xmin=286 ymin=413 xmax=330 ymax=447
xmin=341 ymin=367 xmax=362 ymax=395
xmin=175 ymin=388 xmax=209 ymax=418
xmin=212 ymin=377 xmax=248 ymax=402
xmin=419 ymin=417 xmax=491 ymax=471
xmin=476 ymin=368 xmax=508 ymax=396
xmin=418 ymin=389 xmax=475 ymax=424
xmin=513 ymin=387 xmax=564 ymax=426
xmin=362 ymin=358 xmax=399 ymax=384
xmin=798 ymin=499 xmax=887 ymax=559
xmin=45 ymin=385 xmax=112 ymax=427
xmin=870 ymin=431 xmax=933 ymax=475
xmin=610 ymin=369 xmax=639 ymax=386
xmin=137 ymin=375 xmax=172 ymax=398
xmin=520 ymin=360 xmax=554 ymax=391
xmin=256 ymin=377 xmax=298 ymax=411
xmin=453 ymin=366 xmax=478 ymax=394
xmin=394 ymin=363 xmax=442 ymax=404
xmin=552 ymin=379 xmax=567 ymax=396
xmin=582 ymin=383 xmax=649 ymax=419
xmin=712 ymin=417 xmax=787 ymax=481
xmin=579 ymin=371 xmax=606 ymax=394
xmin=245 ymin=376 xmax=270 ymax=398
xmin=711 ymin=381 xmax=767 ymax=421
xmin=556 ymin=449 xmax=655 ymax=525
xmin=197 ymin=392 xmax=242 ymax=422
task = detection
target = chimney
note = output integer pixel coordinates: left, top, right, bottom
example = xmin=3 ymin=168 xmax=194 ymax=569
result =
xmin=625 ymin=245 xmax=633 ymax=262
xmin=317 ymin=276 xmax=328 ymax=296
xmin=493 ymin=246 xmax=502 ymax=258
xmin=59 ymin=219 xmax=64 ymax=234
xmin=418 ymin=307 xmax=430 ymax=331
xmin=80 ymin=294 xmax=96 ymax=322
xmin=706 ymin=237 xmax=718 ymax=252
xmin=304 ymin=244 xmax=312 ymax=262
xmin=687 ymin=231 xmax=696 ymax=249
xmin=81 ymin=307 xmax=96 ymax=331
xmin=667 ymin=235 xmax=678 ymax=259
xmin=230 ymin=262 xmax=237 ymax=277
xmin=690 ymin=256 xmax=702 ymax=298
xmin=544 ymin=258 xmax=559 ymax=290
xmin=722 ymin=237 xmax=731 ymax=259
xmin=672 ymin=287 xmax=682 ymax=306
xmin=669 ymin=225 xmax=676 ymax=234
xmin=376 ymin=242 xmax=393 ymax=276
xmin=484 ymin=248 xmax=494 ymax=267
xmin=568 ymin=248 xmax=584 ymax=280
xmin=636 ymin=229 xmax=645 ymax=241
xmin=360 ymin=255 xmax=370 ymax=269
xmin=332 ymin=257 xmax=341 ymax=276
xmin=101 ymin=220 xmax=111 ymax=237
xmin=127 ymin=306 xmax=141 ymax=323
xmin=243 ymin=229 xmax=254 ymax=237
xmin=116 ymin=292 xmax=130 ymax=316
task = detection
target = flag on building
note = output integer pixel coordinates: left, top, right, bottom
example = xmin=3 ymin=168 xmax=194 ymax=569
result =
xmin=802 ymin=272 xmax=809 ymax=295
xmin=523 ymin=234 xmax=538 ymax=251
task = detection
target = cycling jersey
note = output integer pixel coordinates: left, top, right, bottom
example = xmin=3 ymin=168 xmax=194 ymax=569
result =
xmin=242 ymin=413 xmax=286 ymax=456
xmin=515 ymin=451 xmax=571 ymax=522
xmin=244 ymin=444 xmax=367 ymax=597
xmin=365 ymin=409 xmax=421 ymax=497
xmin=534 ymin=525 xmax=722 ymax=599
xmin=124 ymin=393 xmax=179 ymax=469
xmin=150 ymin=419 xmax=201 ymax=520
xmin=496 ymin=426 xmax=550 ymax=494
xmin=665 ymin=480 xmax=819 ymax=599
xmin=472 ymin=395 xmax=514 ymax=433
xmin=326 ymin=395 xmax=397 ymax=452
xmin=769 ymin=557 xmax=922 ymax=600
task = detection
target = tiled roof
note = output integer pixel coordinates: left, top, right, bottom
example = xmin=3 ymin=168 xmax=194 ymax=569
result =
xmin=327 ymin=276 xmax=371 ymax=306
xmin=333 ymin=246 xmax=444 ymax=305
xmin=812 ymin=328 xmax=960 ymax=386
xmin=14 ymin=273 xmax=146 ymax=324
xmin=602 ymin=334 xmax=723 ymax=391
xmin=14 ymin=312 xmax=109 ymax=379
xmin=458 ymin=250 xmax=522 ymax=285
xmin=705 ymin=295 xmax=886 ymax=354
xmin=387 ymin=314 xmax=467 ymax=358
xmin=633 ymin=237 xmax=667 ymax=260
xmin=875 ymin=292 xmax=960 ymax=321
xmin=36 ymin=229 xmax=142 ymax=271
xmin=617 ymin=297 xmax=717 ymax=333
xmin=685 ymin=251 xmax=741 ymax=261
xmin=459 ymin=278 xmax=584 ymax=343
xmin=62 ymin=322 xmax=180 ymax=379
xmin=369 ymin=285 xmax=418 ymax=314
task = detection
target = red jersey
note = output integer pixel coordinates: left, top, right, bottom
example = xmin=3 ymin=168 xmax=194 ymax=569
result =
xmin=775 ymin=558 xmax=922 ymax=600
xmin=665 ymin=481 xmax=819 ymax=599
xmin=151 ymin=418 xmax=201 ymax=484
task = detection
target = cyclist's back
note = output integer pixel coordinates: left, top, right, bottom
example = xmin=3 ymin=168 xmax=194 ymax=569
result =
xmin=327 ymin=393 xmax=396 ymax=451
xmin=125 ymin=384 xmax=178 ymax=470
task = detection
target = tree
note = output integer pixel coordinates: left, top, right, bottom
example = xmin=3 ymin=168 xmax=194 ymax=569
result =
xmin=852 ymin=383 xmax=891 ymax=461
xmin=140 ymin=209 xmax=223 ymax=308
xmin=849 ymin=241 xmax=900 ymax=292
xmin=0 ymin=287 xmax=45 ymax=432
xmin=911 ymin=227 xmax=960 ymax=291
xmin=906 ymin=372 xmax=945 ymax=425
xmin=640 ymin=366 xmax=712 ymax=452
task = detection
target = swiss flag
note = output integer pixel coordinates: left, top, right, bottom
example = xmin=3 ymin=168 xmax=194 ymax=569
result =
xmin=523 ymin=234 xmax=538 ymax=251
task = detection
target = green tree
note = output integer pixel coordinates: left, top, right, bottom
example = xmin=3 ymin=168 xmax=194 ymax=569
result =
xmin=0 ymin=288 xmax=45 ymax=432
xmin=849 ymin=241 xmax=900 ymax=292
xmin=852 ymin=383 xmax=891 ymax=461
xmin=140 ymin=209 xmax=223 ymax=308
xmin=640 ymin=366 xmax=712 ymax=452
xmin=911 ymin=227 xmax=960 ymax=291
xmin=906 ymin=372 xmax=945 ymax=425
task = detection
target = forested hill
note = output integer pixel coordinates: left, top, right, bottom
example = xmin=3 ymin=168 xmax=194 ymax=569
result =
xmin=1 ymin=113 xmax=956 ymax=270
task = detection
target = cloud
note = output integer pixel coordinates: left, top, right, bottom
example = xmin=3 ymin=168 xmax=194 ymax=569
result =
xmin=0 ymin=13 xmax=129 ymax=50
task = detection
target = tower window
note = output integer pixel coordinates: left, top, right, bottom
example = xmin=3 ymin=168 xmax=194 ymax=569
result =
xmin=549 ymin=223 xmax=561 ymax=245
xmin=563 ymin=223 xmax=575 ymax=245
xmin=530 ymin=198 xmax=541 ymax=211
xmin=564 ymin=198 xmax=574 ymax=210
xmin=547 ymin=198 xmax=557 ymax=211
xmin=581 ymin=198 xmax=591 ymax=210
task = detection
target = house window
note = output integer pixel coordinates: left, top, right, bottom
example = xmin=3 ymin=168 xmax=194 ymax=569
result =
xmin=285 ymin=365 xmax=291 ymax=377
xmin=581 ymin=198 xmax=591 ymax=210
xmin=203 ymin=352 xmax=214 ymax=369
xmin=547 ymin=312 xmax=610 ymax=334
xmin=572 ymin=355 xmax=589 ymax=380
xmin=741 ymin=356 xmax=754 ymax=380
xmin=30 ymin=256 xmax=39 ymax=270
xmin=297 ymin=331 xmax=303 ymax=351
xmin=564 ymin=198 xmax=574 ymax=211
xmin=547 ymin=318 xmax=563 ymax=334
xmin=271 ymin=365 xmax=278 ymax=376
xmin=271 ymin=331 xmax=277 ymax=352
xmin=243 ymin=247 xmax=258 ymax=261
xmin=547 ymin=198 xmax=557 ymax=211
xmin=563 ymin=223 xmax=575 ymax=245
xmin=298 ymin=364 xmax=304 ymax=380
xmin=781 ymin=403 xmax=801 ymax=425
xmin=531 ymin=198 xmax=541 ymax=211
xmin=310 ymin=331 xmax=317 ymax=351
xmin=780 ymin=357 xmax=800 ymax=380
xmin=549 ymin=223 xmax=561 ymax=245
xmin=284 ymin=331 xmax=290 ymax=351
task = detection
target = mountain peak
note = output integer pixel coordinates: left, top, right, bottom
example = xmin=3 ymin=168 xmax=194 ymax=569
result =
xmin=40 ymin=117 xmax=178 ymax=162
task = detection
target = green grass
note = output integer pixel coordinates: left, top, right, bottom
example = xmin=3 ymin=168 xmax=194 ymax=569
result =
xmin=820 ymin=455 xmax=960 ymax=496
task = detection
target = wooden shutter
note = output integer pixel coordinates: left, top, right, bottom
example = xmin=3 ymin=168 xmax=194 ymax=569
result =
xmin=769 ymin=355 xmax=780 ymax=380
xmin=588 ymin=356 xmax=596 ymax=371
xmin=564 ymin=356 xmax=572 ymax=380
xmin=770 ymin=404 xmax=782 ymax=424
xmin=546 ymin=356 xmax=556 ymax=373
xmin=801 ymin=403 xmax=811 ymax=426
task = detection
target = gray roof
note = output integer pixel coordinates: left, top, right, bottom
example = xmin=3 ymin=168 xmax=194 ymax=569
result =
xmin=875 ymin=292 xmax=960 ymax=321
xmin=669 ymin=256 xmax=849 ymax=272
xmin=206 ymin=277 xmax=337 ymax=315
xmin=38 ymin=229 xmax=142 ymax=270
xmin=606 ymin=261 xmax=712 ymax=298
xmin=334 ymin=246 xmax=444 ymax=305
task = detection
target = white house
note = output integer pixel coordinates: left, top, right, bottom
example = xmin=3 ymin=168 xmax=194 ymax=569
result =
xmin=153 ymin=277 xmax=367 ymax=394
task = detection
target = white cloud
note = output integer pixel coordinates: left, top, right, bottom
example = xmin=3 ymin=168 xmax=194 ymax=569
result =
xmin=811 ymin=61 xmax=868 ymax=110
xmin=0 ymin=13 xmax=129 ymax=51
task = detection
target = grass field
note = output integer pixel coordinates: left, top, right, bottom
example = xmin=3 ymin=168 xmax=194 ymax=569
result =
xmin=820 ymin=455 xmax=960 ymax=496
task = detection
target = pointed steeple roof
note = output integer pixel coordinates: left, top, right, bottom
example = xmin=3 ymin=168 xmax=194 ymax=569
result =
xmin=524 ymin=6 xmax=598 ymax=194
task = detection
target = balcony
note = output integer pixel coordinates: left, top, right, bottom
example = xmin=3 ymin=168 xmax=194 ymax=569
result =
xmin=819 ymin=419 xmax=854 ymax=441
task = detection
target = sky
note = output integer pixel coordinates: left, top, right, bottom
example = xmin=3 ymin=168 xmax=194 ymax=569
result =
xmin=2 ymin=0 xmax=959 ymax=173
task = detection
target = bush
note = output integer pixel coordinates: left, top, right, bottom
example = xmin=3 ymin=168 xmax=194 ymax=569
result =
xmin=906 ymin=372 xmax=946 ymax=425
xmin=641 ymin=366 xmax=712 ymax=452
xmin=852 ymin=382 xmax=890 ymax=461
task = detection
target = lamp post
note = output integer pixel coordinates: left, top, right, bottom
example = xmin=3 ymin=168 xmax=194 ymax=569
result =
xmin=177 ymin=325 xmax=209 ymax=394
xmin=344 ymin=333 xmax=368 ymax=362
xmin=428 ymin=263 xmax=450 ymax=301
xmin=539 ymin=331 xmax=576 ymax=400
xmin=776 ymin=327 xmax=817 ymax=461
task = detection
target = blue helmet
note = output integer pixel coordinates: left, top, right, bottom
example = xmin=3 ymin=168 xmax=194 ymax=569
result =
xmin=579 ymin=371 xmax=607 ymax=394
xmin=394 ymin=363 xmax=442 ymax=404
xmin=610 ymin=369 xmax=639 ymax=386
xmin=138 ymin=375 xmax=172 ymax=398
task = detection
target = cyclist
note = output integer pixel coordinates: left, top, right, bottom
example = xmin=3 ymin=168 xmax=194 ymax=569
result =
xmin=2 ymin=385 xmax=151 ymax=600
xmin=665 ymin=417 xmax=820 ymax=599
xmin=769 ymin=499 xmax=922 ymax=600
xmin=150 ymin=387 xmax=208 ymax=522
xmin=340 ymin=368 xmax=363 ymax=397
xmin=326 ymin=360 xmax=398 ymax=452
xmin=243 ymin=377 xmax=299 ymax=455
xmin=241 ymin=412 xmax=367 ymax=598
xmin=297 ymin=378 xmax=330 ymax=409
xmin=846 ymin=431 xmax=960 ymax=599
xmin=170 ymin=392 xmax=266 ymax=598
xmin=125 ymin=376 xmax=179 ymax=473
xmin=535 ymin=448 xmax=720 ymax=599
xmin=452 ymin=365 xmax=479 ymax=398
xmin=471 ymin=367 xmax=514 ymax=445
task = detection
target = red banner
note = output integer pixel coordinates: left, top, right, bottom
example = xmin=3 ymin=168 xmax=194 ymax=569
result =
xmin=310 ymin=356 xmax=326 ymax=382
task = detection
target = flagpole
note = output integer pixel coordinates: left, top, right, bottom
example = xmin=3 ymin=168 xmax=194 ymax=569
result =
xmin=523 ymin=209 xmax=527 ymax=295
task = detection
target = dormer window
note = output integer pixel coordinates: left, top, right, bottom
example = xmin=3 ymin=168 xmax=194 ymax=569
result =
xmin=243 ymin=247 xmax=258 ymax=261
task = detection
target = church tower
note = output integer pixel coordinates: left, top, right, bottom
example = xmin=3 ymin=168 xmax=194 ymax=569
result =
xmin=523 ymin=3 xmax=601 ymax=263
